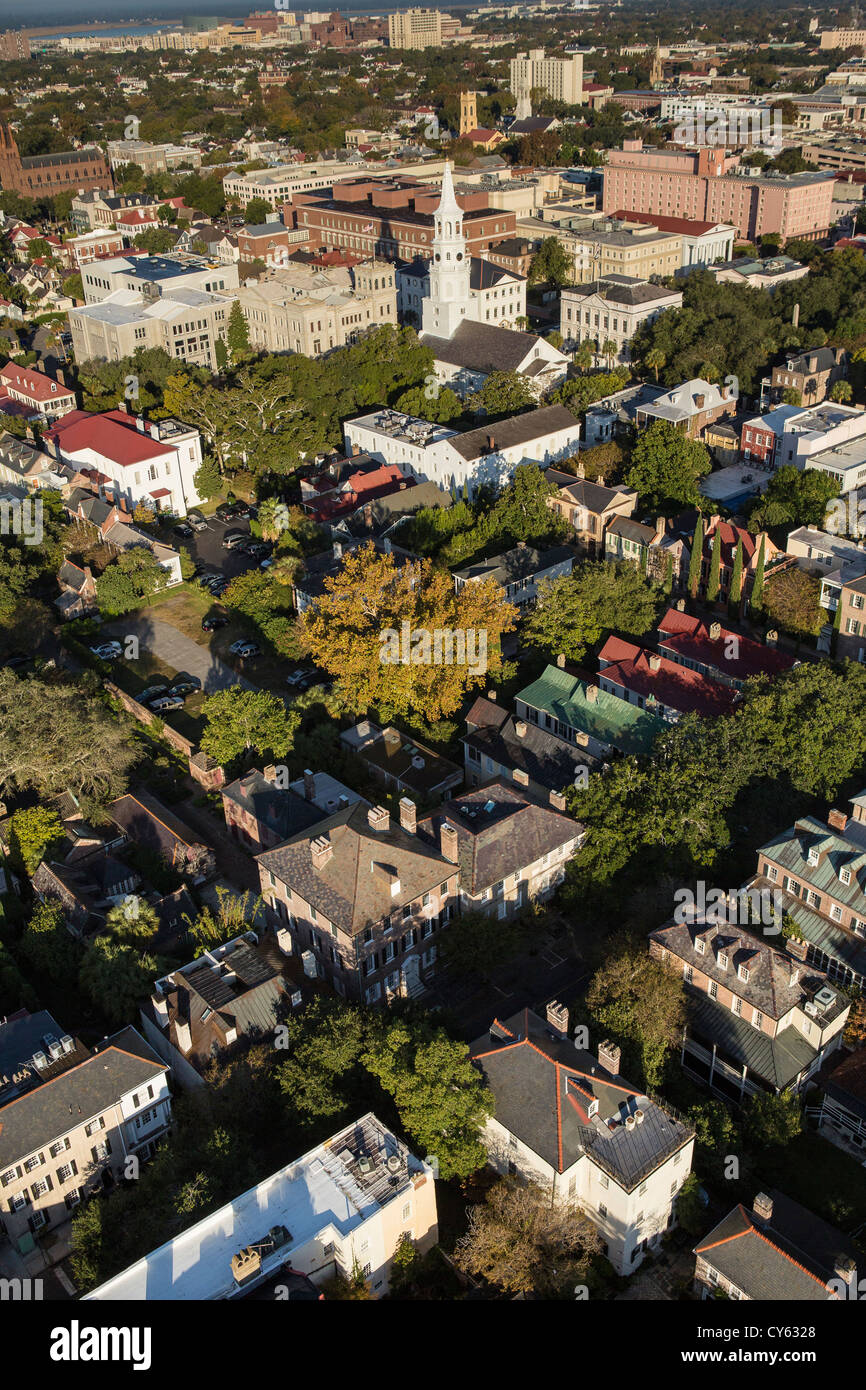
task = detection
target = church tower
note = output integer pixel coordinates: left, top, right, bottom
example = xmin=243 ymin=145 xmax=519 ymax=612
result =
xmin=650 ymin=40 xmax=664 ymax=88
xmin=421 ymin=161 xmax=472 ymax=340
xmin=459 ymin=90 xmax=477 ymax=137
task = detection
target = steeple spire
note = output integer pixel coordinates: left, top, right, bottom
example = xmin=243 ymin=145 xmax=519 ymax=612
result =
xmin=437 ymin=160 xmax=461 ymax=219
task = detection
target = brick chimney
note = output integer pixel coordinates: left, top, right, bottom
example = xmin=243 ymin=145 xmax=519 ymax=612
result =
xmin=549 ymin=790 xmax=567 ymax=811
xmin=546 ymin=1000 xmax=569 ymax=1037
xmin=786 ymin=936 xmax=809 ymax=962
xmin=709 ymin=621 xmax=722 ymax=640
xmin=440 ymin=821 xmax=459 ymax=863
xmin=753 ymin=1192 xmax=773 ymax=1223
xmin=648 ymin=653 xmax=661 ymax=671
xmin=828 ymin=808 xmax=848 ymax=833
xmin=598 ymin=1039 xmax=621 ymax=1074
xmin=398 ymin=796 xmax=416 ymax=834
xmin=514 ymin=720 xmax=527 ymax=738
xmin=367 ymin=804 xmax=390 ymax=833
xmin=263 ymin=764 xmax=277 ymax=782
xmin=303 ymin=769 xmax=316 ymax=801
xmin=311 ymin=835 xmax=333 ymax=869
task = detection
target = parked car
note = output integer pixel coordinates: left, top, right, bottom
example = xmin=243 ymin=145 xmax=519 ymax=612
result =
xmin=214 ymin=504 xmax=237 ymax=523
xmin=0 ymin=652 xmax=30 ymax=671
xmin=138 ymin=684 xmax=169 ymax=704
xmin=174 ymin=522 xmax=193 ymax=539
xmin=222 ymin=532 xmax=246 ymax=551
xmin=149 ymin=694 xmax=185 ymax=712
xmin=199 ymin=572 xmax=221 ymax=587
xmin=229 ymin=640 xmax=261 ymax=658
xmin=244 ymin=541 xmax=270 ymax=558
xmin=169 ymin=681 xmax=198 ymax=697
xmin=286 ymin=668 xmax=310 ymax=687
xmin=260 ymin=558 xmax=274 ymax=570
xmin=186 ymin=512 xmax=208 ymax=532
xmin=232 ymin=502 xmax=252 ymax=520
xmin=90 ymin=641 xmax=122 ymax=660
xmin=202 ymin=614 xmax=228 ymax=632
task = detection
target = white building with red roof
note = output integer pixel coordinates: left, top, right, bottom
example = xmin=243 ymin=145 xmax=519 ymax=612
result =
xmin=44 ymin=408 xmax=205 ymax=517
xmin=598 ymin=633 xmax=738 ymax=721
xmin=0 ymin=360 xmax=77 ymax=422
xmin=612 ymin=209 xmax=737 ymax=268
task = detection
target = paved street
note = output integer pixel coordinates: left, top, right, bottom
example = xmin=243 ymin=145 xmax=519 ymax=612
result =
xmin=102 ymin=615 xmax=256 ymax=693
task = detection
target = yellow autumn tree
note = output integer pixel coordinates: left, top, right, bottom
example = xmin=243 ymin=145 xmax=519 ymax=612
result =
xmin=299 ymin=544 xmax=517 ymax=720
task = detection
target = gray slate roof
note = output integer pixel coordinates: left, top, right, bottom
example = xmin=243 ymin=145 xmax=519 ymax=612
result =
xmin=451 ymin=405 xmax=579 ymax=463
xmin=0 ymin=1029 xmax=166 ymax=1167
xmin=471 ymin=1008 xmax=692 ymax=1187
xmin=419 ymin=780 xmax=579 ymax=895
xmin=463 ymin=696 xmax=597 ymax=791
xmin=422 ymin=319 xmax=544 ymax=375
xmin=696 ymin=1190 xmax=858 ymax=1299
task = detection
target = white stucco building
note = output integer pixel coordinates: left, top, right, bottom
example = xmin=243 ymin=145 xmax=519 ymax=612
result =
xmin=560 ymin=274 xmax=683 ymax=363
xmin=343 ymin=403 xmax=582 ymax=498
xmin=45 ymin=408 xmax=205 ymax=517
xmin=471 ymin=1007 xmax=695 ymax=1276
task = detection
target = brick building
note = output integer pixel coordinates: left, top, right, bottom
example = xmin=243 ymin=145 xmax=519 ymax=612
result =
xmin=0 ymin=121 xmax=111 ymax=198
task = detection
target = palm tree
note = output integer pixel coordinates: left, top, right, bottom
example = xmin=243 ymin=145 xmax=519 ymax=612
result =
xmin=574 ymin=341 xmax=593 ymax=374
xmin=645 ymin=348 xmax=666 ymax=382
xmin=830 ymin=380 xmax=853 ymax=404
xmin=601 ymin=339 xmax=618 ymax=369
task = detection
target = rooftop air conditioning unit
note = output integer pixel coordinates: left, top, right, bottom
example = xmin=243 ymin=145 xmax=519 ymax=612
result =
xmin=48 ymin=1041 xmax=63 ymax=1060
xmin=814 ymin=987 xmax=837 ymax=1010
xmin=60 ymin=1036 xmax=74 ymax=1053
xmin=32 ymin=1051 xmax=47 ymax=1069
xmin=804 ymin=1001 xmax=819 ymax=1017
xmin=386 ymin=1153 xmax=401 ymax=1173
xmin=358 ymin=1154 xmax=373 ymax=1174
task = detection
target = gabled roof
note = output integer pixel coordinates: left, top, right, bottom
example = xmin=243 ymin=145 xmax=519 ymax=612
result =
xmin=45 ymin=410 xmax=171 ymax=469
xmin=695 ymin=1192 xmax=857 ymax=1300
xmin=656 ymin=606 xmax=796 ymax=680
xmin=545 ymin=470 xmax=636 ymax=515
xmin=471 ymin=1008 xmax=692 ymax=1185
xmin=422 ymin=319 xmax=550 ymax=377
xmin=598 ymin=636 xmax=737 ymax=718
xmin=0 ymin=1031 xmax=167 ymax=1167
xmin=463 ymin=696 xmax=597 ymax=790
xmin=517 ymin=663 xmax=665 ymax=756
xmin=450 ymin=405 xmax=579 ymax=463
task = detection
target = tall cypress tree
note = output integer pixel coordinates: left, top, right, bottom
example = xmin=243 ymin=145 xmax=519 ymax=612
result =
xmin=687 ymin=516 xmax=704 ymax=599
xmin=707 ymin=527 xmax=722 ymax=603
xmin=751 ymin=534 xmax=766 ymax=612
xmin=664 ymin=551 xmax=673 ymax=595
xmin=729 ymin=537 xmax=744 ymax=616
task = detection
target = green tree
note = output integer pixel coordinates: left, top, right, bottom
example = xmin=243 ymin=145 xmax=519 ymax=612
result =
xmin=728 ymin=537 xmax=744 ymax=615
xmin=243 ymin=197 xmax=274 ymax=226
xmin=707 ymin=527 xmax=722 ymax=603
xmin=675 ymin=1172 xmax=707 ymax=1237
xmin=79 ymin=936 xmax=157 ymax=1025
xmin=193 ymin=455 xmax=222 ymax=501
xmin=688 ymin=516 xmax=704 ymax=599
xmin=751 ymin=533 xmax=766 ymax=611
xmin=626 ymin=421 xmax=711 ymax=512
xmin=199 ymin=687 xmax=299 ymax=766
xmin=9 ymin=805 xmax=65 ymax=874
xmin=0 ymin=670 xmax=134 ymax=810
xmin=96 ymin=546 xmax=170 ymax=615
xmin=830 ymin=380 xmax=853 ymax=404
xmin=762 ymin=567 xmax=823 ymax=639
xmin=528 ymin=236 xmax=572 ymax=287
xmin=582 ymin=941 xmax=687 ymax=1089
xmin=743 ymin=1091 xmax=802 ymax=1148
xmin=440 ymin=910 xmax=526 ymax=982
xmin=364 ymin=1018 xmax=492 ymax=1180
xmin=19 ymin=900 xmax=81 ymax=988
xmin=226 ymin=300 xmax=251 ymax=363
xmin=104 ymin=897 xmax=161 ymax=948
xmin=277 ymin=997 xmax=368 ymax=1123
xmin=62 ymin=272 xmax=83 ymax=302
xmin=467 ymin=370 xmax=535 ymax=419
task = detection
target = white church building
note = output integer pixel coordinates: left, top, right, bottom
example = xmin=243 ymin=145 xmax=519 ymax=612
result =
xmin=414 ymin=163 xmax=569 ymax=399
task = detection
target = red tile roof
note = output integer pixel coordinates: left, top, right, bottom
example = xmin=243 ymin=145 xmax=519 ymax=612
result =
xmin=45 ymin=410 xmax=171 ymax=468
xmin=0 ymin=361 xmax=75 ymax=405
xmin=613 ymin=208 xmax=719 ymax=236
xmin=657 ymin=607 xmax=796 ymax=680
xmin=598 ymin=635 xmax=737 ymax=718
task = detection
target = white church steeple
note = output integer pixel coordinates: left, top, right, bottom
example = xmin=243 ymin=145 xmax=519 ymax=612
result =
xmin=422 ymin=161 xmax=472 ymax=339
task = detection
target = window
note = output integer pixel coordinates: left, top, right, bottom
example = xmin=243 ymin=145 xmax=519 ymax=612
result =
xmin=24 ymin=1153 xmax=44 ymax=1173
xmin=683 ymin=964 xmax=693 ymax=983
xmin=766 ymin=865 xmax=778 ymax=882
xmin=752 ymin=1010 xmax=763 ymax=1029
xmin=31 ymin=1177 xmax=52 ymax=1199
xmin=695 ymin=937 xmax=705 ymax=955
xmin=10 ymin=1191 xmax=29 ymax=1211
xmin=830 ymin=903 xmax=844 ymax=922
xmin=85 ymin=1117 xmax=105 ymax=1137
xmin=1 ymin=1166 xmax=21 ymax=1187
xmin=49 ymin=1139 xmax=70 ymax=1159
xmin=56 ymin=1162 xmax=77 ymax=1185
xmin=807 ymin=847 xmax=820 ymax=866
xmin=708 ymin=980 xmax=718 ymax=999
xmin=731 ymin=996 xmax=742 ymax=1016
xmin=599 ymin=1174 xmax=609 ymax=1189
xmin=64 ymin=1189 xmax=81 ymax=1210
xmin=598 ymin=1203 xmax=608 ymax=1218
xmin=840 ymin=867 xmax=852 ymax=886
xmin=401 ymin=1201 xmax=412 ymax=1222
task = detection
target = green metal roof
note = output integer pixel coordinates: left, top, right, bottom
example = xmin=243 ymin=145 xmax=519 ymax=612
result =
xmin=516 ymin=664 xmax=665 ymax=757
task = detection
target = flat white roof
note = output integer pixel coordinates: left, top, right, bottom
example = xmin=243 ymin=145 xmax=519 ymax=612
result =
xmin=85 ymin=1113 xmax=426 ymax=1301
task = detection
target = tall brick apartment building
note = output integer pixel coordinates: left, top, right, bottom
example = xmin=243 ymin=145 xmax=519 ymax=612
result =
xmin=602 ymin=140 xmax=834 ymax=243
xmin=0 ymin=121 xmax=111 ymax=199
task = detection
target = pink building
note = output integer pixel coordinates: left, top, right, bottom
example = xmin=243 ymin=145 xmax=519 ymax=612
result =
xmin=603 ymin=141 xmax=834 ymax=242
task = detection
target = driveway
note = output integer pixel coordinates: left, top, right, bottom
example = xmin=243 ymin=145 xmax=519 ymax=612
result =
xmin=102 ymin=616 xmax=256 ymax=694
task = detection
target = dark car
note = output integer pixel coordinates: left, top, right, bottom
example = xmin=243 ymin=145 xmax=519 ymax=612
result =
xmin=169 ymin=681 xmax=198 ymax=697
xmin=174 ymin=522 xmax=193 ymax=539
xmin=202 ymin=614 xmax=228 ymax=631
xmin=198 ymin=571 xmax=221 ymax=587
xmin=214 ymin=504 xmax=237 ymax=523
xmin=149 ymin=694 xmax=185 ymax=712
xmin=138 ymin=683 xmax=169 ymax=704
xmin=244 ymin=541 xmax=270 ymax=558
xmin=222 ymin=532 xmax=246 ymax=551
xmin=232 ymin=502 xmax=252 ymax=520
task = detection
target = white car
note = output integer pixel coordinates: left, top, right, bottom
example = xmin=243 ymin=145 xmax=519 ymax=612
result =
xmin=91 ymin=641 xmax=122 ymax=660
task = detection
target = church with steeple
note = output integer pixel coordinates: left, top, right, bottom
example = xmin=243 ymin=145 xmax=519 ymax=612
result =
xmin=397 ymin=163 xmax=569 ymax=398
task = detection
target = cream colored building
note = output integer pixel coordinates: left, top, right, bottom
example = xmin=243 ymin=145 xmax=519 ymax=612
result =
xmin=510 ymin=49 xmax=584 ymax=106
xmin=388 ymin=8 xmax=445 ymax=49
xmin=561 ymin=275 xmax=683 ymax=363
xmin=238 ymin=261 xmax=397 ymax=356
xmin=0 ymin=1023 xmax=170 ymax=1251
xmin=69 ymin=286 xmax=234 ymax=372
xmin=528 ymin=220 xmax=684 ymax=284
xmin=85 ymin=1113 xmax=438 ymax=1300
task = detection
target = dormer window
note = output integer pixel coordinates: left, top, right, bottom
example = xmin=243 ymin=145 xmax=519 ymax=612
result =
xmin=737 ymin=965 xmax=750 ymax=983
xmin=840 ymin=867 xmax=852 ymax=886
xmin=695 ymin=936 xmax=705 ymax=955
xmin=717 ymin=951 xmax=728 ymax=970
xmin=807 ymin=848 xmax=820 ymax=867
